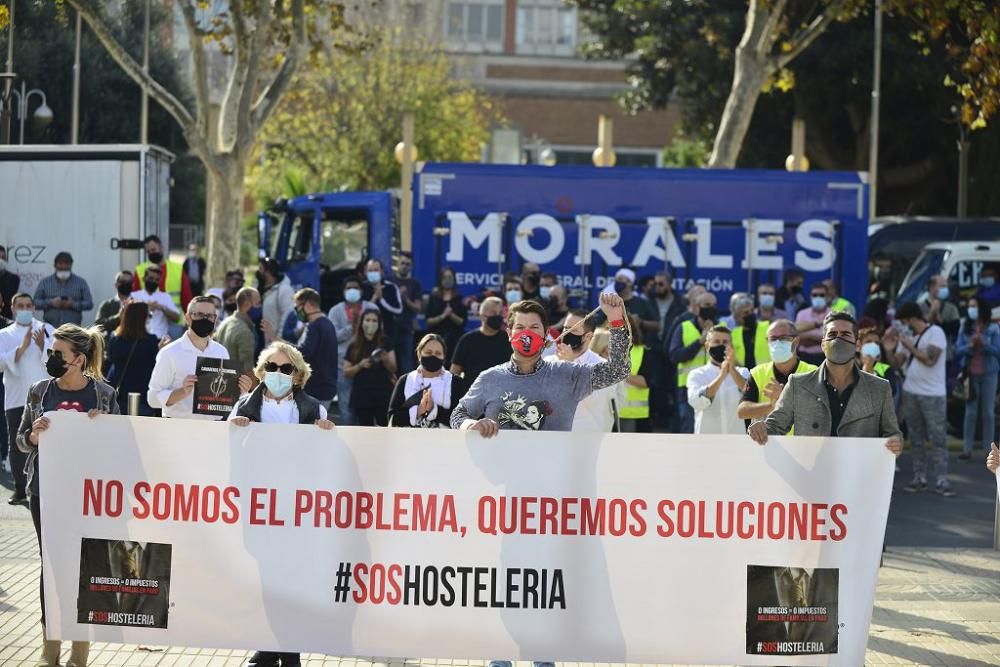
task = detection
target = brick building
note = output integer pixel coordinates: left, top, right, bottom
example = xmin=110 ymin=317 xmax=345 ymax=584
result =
xmin=408 ymin=0 xmax=680 ymax=166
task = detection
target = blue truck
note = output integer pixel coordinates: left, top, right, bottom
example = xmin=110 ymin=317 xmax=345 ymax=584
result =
xmin=258 ymin=163 xmax=869 ymax=314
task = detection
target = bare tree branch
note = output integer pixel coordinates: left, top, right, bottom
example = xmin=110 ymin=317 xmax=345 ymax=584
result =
xmin=773 ymin=0 xmax=848 ymax=69
xmin=178 ymin=0 xmax=211 ymax=140
xmin=218 ymin=0 xmax=253 ymax=152
xmin=251 ymin=0 xmax=306 ymax=132
xmin=235 ymin=0 xmax=275 ymax=158
xmin=756 ymin=0 xmax=789 ymax=57
xmin=66 ymin=0 xmax=195 ymax=131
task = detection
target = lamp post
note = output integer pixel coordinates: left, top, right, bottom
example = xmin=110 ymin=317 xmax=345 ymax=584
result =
xmin=11 ymin=81 xmax=54 ymax=144
xmin=1 ymin=0 xmax=15 ymax=144
xmin=394 ymin=112 xmax=417 ymax=252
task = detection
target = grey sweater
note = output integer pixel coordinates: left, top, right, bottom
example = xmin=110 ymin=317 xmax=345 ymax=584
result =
xmin=451 ymin=327 xmax=630 ymax=432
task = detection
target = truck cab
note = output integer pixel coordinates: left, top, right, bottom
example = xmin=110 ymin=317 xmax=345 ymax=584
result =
xmin=258 ymin=191 xmax=396 ymax=310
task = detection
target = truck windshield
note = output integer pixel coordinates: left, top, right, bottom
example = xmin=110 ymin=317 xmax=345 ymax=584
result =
xmin=320 ymin=212 xmax=368 ymax=270
xmin=897 ymin=249 xmax=947 ymax=304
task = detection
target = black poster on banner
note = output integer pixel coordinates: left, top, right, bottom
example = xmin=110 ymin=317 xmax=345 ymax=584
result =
xmin=193 ymin=356 xmax=241 ymax=416
xmin=77 ymin=537 xmax=173 ymax=629
xmin=745 ymin=564 xmax=840 ymax=656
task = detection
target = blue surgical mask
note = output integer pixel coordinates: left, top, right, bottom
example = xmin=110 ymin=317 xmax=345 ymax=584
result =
xmin=539 ymin=286 xmax=552 ymax=300
xmin=344 ymin=287 xmax=362 ymax=303
xmin=15 ymin=310 xmax=33 ymax=326
xmin=759 ymin=294 xmax=775 ymax=309
xmin=967 ymin=307 xmax=979 ymax=321
xmin=768 ymin=339 xmax=794 ymax=364
xmin=506 ymin=290 xmax=522 ymax=304
xmin=861 ymin=342 xmax=881 ymax=359
xmin=263 ymin=371 xmax=293 ymax=397
xmin=983 ymin=277 xmax=996 ymax=288
xmin=936 ymin=287 xmax=949 ymax=300
xmin=811 ymin=296 xmax=827 ymax=310
xmin=367 ymin=271 xmax=382 ymax=284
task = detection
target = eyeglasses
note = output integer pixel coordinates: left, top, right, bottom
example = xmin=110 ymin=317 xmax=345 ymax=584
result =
xmin=264 ymin=362 xmax=296 ymax=375
xmin=46 ymin=349 xmax=76 ymax=361
xmin=767 ymin=335 xmax=797 ymax=343
xmin=810 ymin=293 xmax=826 ymax=299
xmin=190 ymin=312 xmax=217 ymax=322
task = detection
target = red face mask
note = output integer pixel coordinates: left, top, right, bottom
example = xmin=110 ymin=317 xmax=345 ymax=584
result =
xmin=510 ymin=329 xmax=546 ymax=357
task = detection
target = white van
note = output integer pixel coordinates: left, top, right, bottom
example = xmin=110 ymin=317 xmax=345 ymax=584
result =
xmin=897 ymin=241 xmax=1000 ymax=306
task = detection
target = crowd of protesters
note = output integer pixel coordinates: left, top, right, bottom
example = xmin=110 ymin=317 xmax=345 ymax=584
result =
xmin=1 ymin=239 xmax=999 ymax=666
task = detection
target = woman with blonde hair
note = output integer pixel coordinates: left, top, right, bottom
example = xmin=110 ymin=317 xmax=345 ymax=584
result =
xmin=18 ymin=324 xmax=120 ymax=666
xmin=388 ymin=333 xmax=467 ymax=427
xmin=229 ymin=341 xmax=332 ymax=667
xmin=229 ymin=341 xmax=335 ymax=429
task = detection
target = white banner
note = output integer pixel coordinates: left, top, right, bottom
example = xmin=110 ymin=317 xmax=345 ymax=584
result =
xmin=40 ymin=413 xmax=894 ymax=665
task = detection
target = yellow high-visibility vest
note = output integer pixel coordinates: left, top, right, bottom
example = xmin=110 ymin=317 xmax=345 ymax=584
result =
xmin=621 ymin=346 xmax=650 ymax=419
xmin=135 ymin=260 xmax=184 ymax=323
xmin=677 ymin=320 xmax=706 ymax=388
xmin=733 ymin=321 xmax=770 ymax=368
xmin=748 ymin=359 xmax=817 ymax=435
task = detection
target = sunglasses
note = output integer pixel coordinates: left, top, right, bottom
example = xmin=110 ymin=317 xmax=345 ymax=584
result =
xmin=264 ymin=362 xmax=295 ymax=375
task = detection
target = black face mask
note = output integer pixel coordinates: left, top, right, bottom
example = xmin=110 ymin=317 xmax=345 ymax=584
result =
xmin=485 ymin=314 xmax=504 ymax=331
xmin=562 ymin=332 xmax=585 ymax=350
xmin=117 ymin=283 xmax=132 ymax=296
xmin=742 ymin=313 xmax=757 ymax=329
xmin=46 ymin=353 xmax=69 ymax=379
xmin=224 ymin=302 xmax=238 ymax=314
xmin=790 ymin=284 xmax=802 ymax=295
xmin=708 ymin=344 xmax=727 ymax=364
xmin=420 ymin=355 xmax=444 ymax=373
xmin=190 ymin=318 xmax=215 ymax=338
xmin=699 ymin=306 xmax=718 ymax=323
xmin=144 ymin=280 xmax=159 ymax=293
xmin=148 ymin=252 xmax=163 ymax=265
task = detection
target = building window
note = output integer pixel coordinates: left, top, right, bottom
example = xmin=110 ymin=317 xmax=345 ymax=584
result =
xmin=516 ymin=0 xmax=577 ymax=56
xmin=446 ymin=1 xmax=505 ymax=53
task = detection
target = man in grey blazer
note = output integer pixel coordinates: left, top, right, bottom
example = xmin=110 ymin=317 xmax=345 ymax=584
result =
xmin=748 ymin=311 xmax=903 ymax=455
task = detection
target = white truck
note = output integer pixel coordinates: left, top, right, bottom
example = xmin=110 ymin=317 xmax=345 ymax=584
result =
xmin=0 ymin=144 xmax=173 ymax=321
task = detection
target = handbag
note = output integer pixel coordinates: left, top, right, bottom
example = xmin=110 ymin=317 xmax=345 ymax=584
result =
xmin=952 ymin=368 xmax=970 ymax=401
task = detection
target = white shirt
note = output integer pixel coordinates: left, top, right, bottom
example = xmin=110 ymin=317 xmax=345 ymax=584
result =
xmin=546 ymin=348 xmax=617 ymax=432
xmin=687 ymin=362 xmax=750 ymax=434
xmin=148 ymin=332 xmax=230 ymax=419
xmin=900 ymin=323 xmax=947 ymax=397
xmin=227 ymin=394 xmax=328 ymax=423
xmin=130 ymin=289 xmax=177 ymax=338
xmin=0 ymin=320 xmax=55 ymax=410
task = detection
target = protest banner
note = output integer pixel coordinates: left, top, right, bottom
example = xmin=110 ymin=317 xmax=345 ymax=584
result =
xmin=39 ymin=413 xmax=894 ymax=665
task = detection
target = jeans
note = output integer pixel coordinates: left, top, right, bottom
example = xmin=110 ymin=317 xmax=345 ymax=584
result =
xmin=31 ymin=494 xmax=44 ymax=623
xmin=336 ymin=373 xmax=355 ymax=425
xmin=6 ymin=407 xmax=26 ymax=496
xmin=675 ymin=387 xmax=694 ymax=434
xmin=963 ymin=372 xmax=998 ymax=455
xmin=903 ymin=391 xmax=948 ymax=483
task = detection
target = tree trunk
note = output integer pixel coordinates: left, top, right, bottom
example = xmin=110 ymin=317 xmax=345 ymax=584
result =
xmin=205 ymin=157 xmax=246 ymax=287
xmin=708 ymin=45 xmax=770 ymax=168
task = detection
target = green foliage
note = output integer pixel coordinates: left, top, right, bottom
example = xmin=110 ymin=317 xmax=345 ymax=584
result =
xmin=661 ymin=131 xmax=711 ymax=168
xmin=248 ymin=27 xmax=498 ymax=200
xmin=0 ymin=0 xmax=204 ymax=229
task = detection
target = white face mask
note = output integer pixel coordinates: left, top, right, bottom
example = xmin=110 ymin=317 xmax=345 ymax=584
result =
xmin=0 ymin=258 xmax=7 ymax=272
xmin=56 ymin=270 xmax=71 ymax=281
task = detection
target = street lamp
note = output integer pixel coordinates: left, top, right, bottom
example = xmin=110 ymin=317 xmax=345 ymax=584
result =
xmin=10 ymin=81 xmax=53 ymax=144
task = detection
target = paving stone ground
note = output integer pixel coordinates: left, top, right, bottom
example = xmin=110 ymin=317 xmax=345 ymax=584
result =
xmin=1 ymin=511 xmax=998 ymax=667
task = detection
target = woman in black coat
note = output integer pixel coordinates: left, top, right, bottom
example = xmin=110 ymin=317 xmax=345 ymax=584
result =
xmin=106 ymin=301 xmax=161 ymax=415
xmin=388 ymin=334 xmax=466 ymax=427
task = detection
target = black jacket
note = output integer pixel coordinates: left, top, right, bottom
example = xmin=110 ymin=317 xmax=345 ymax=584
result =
xmin=232 ymin=383 xmax=322 ymax=424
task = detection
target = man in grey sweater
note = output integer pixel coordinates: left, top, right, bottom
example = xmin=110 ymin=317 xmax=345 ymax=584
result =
xmin=452 ymin=293 xmax=631 ymax=435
